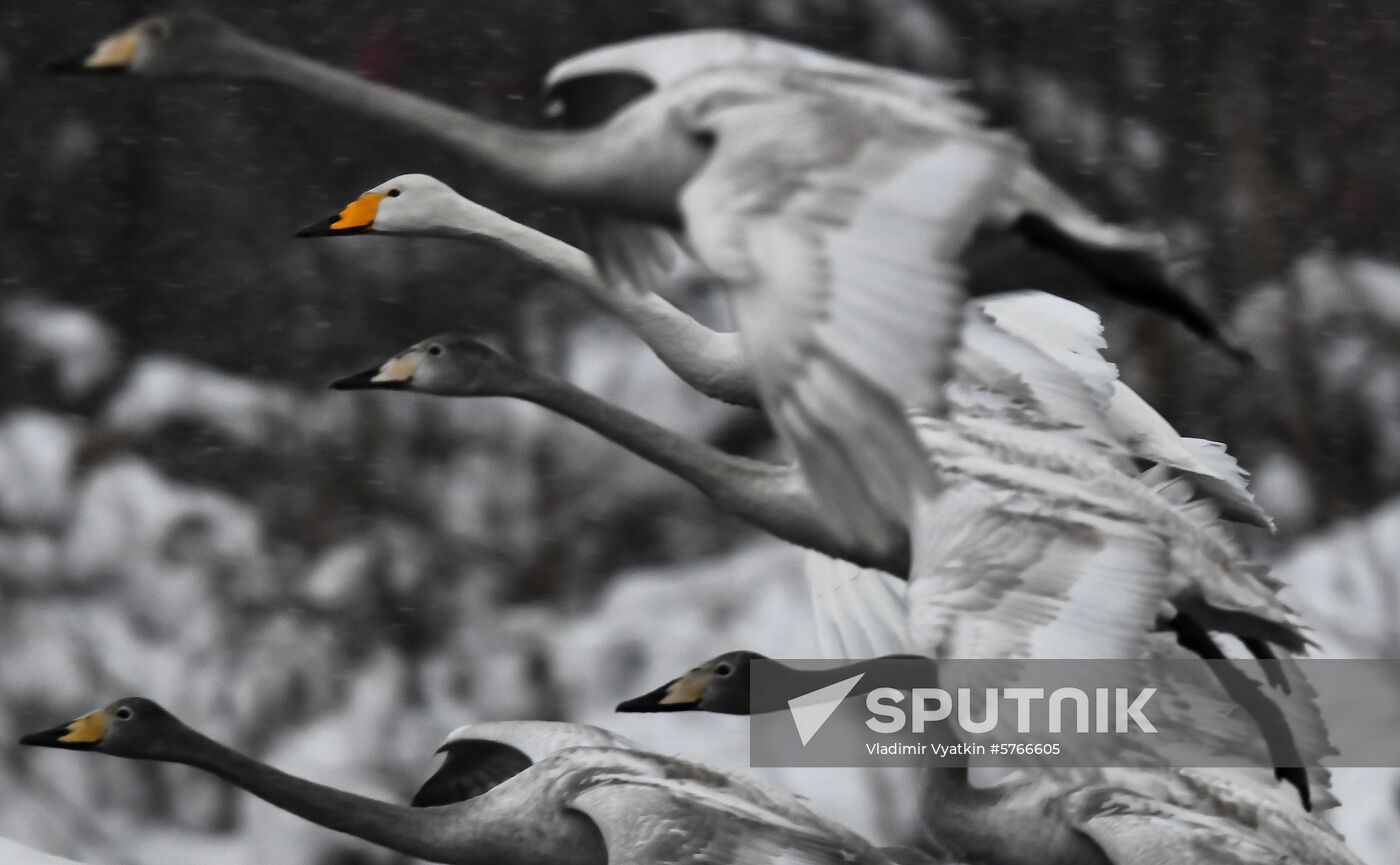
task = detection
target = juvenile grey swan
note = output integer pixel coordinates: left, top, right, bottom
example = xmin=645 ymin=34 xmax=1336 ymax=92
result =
xmin=53 ymin=11 xmax=1252 ymax=559
xmin=325 ymin=332 xmax=1302 ymax=665
xmin=616 ymin=653 xmax=1362 ymax=865
xmin=20 ymin=698 xmax=927 ymax=865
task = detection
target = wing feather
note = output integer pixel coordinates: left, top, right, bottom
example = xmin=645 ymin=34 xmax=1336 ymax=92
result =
xmin=680 ymin=94 xmax=1023 ymax=546
xmin=1108 ymin=384 xmax=1274 ymax=530
xmin=805 ymin=550 xmax=910 ymax=658
xmin=1067 ymin=785 xmax=1360 ymax=865
xmin=567 ymin=768 xmax=887 ymax=865
xmin=906 ymin=483 xmax=1169 ymax=661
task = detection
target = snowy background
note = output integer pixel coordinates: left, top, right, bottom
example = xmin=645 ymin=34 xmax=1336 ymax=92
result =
xmin=1 ymin=1 xmax=1398 ymax=863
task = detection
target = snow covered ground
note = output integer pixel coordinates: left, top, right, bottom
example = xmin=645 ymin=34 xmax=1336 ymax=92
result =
xmin=2 ymin=277 xmax=1398 ymax=865
xmin=0 ymin=284 xmax=1394 ymax=862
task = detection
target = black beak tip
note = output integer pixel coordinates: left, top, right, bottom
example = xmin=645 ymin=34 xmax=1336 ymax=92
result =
xmin=295 ymin=217 xmax=335 ymax=238
xmin=46 ymin=56 xmax=87 ymax=74
xmin=615 ymin=696 xmax=659 ymax=713
xmin=615 ymin=681 xmax=691 ymax=713
xmin=46 ymin=54 xmax=123 ymax=75
xmin=329 ymin=374 xmax=367 ymax=391
xmin=19 ymin=727 xmax=67 ymax=748
xmin=329 ymin=368 xmax=397 ymax=391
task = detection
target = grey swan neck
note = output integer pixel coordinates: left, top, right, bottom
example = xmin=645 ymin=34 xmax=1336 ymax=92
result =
xmin=165 ymin=728 xmax=466 ymax=863
xmin=228 ymin=35 xmax=603 ymax=199
xmin=442 ymin=199 xmax=756 ymax=407
xmin=506 ymin=369 xmax=900 ymax=571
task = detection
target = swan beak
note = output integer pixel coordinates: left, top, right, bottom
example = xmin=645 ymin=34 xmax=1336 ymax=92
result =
xmin=49 ymin=30 xmax=141 ymax=74
xmin=296 ymin=192 xmax=385 ymax=237
xmin=20 ymin=710 xmax=112 ymax=750
xmin=616 ymin=672 xmax=708 ymax=712
xmin=330 ymin=353 xmax=419 ymax=391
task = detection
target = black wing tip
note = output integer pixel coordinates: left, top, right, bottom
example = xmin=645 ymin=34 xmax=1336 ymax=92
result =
xmin=1275 ymin=766 xmax=1312 ymax=812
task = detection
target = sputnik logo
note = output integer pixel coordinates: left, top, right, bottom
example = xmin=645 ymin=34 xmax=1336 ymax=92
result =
xmin=787 ymin=673 xmax=865 ymax=746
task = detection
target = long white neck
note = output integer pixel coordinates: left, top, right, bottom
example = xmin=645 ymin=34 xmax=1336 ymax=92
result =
xmin=429 ymin=195 xmax=757 ymax=406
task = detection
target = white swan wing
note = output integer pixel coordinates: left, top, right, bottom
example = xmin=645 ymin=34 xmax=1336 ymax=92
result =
xmin=971 ymin=290 xmax=1118 ymax=413
xmin=1067 ymin=785 xmax=1360 ymax=865
xmin=962 ymin=291 xmax=1273 ymax=529
xmin=949 ymin=302 xmax=1123 ymax=458
xmin=905 ymin=479 xmax=1169 ymax=661
xmin=413 ymin=722 xmax=640 ymax=808
xmin=1107 ymin=384 xmax=1274 ymax=530
xmin=804 ymin=550 xmax=910 ymax=659
xmin=567 ymin=760 xmax=884 ymax=865
xmin=680 ymin=91 xmax=1023 ymax=546
xmin=545 ymin=29 xmax=977 ymax=119
xmin=436 ymin=720 xmax=638 ymax=760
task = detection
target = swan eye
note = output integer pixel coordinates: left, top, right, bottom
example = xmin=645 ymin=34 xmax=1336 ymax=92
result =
xmin=428 ymin=345 xmax=443 ymax=357
xmin=387 ymin=189 xmax=401 ymax=198
xmin=715 ymin=663 xmax=733 ymax=677
xmin=114 ymin=707 xmax=133 ymax=721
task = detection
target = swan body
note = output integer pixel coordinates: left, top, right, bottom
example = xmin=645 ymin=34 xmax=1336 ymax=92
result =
xmin=617 ymin=654 xmax=1360 ymax=865
xmin=20 ymin=699 xmax=912 ymax=865
xmin=57 ymin=12 xmax=1251 ymax=552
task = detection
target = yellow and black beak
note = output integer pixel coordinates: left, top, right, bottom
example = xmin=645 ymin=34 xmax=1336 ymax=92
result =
xmin=49 ymin=29 xmax=141 ymax=74
xmin=330 ymin=352 xmax=420 ymax=391
xmin=615 ymin=671 xmax=709 ymax=713
xmin=20 ymin=710 xmax=112 ymax=751
xmin=296 ymin=192 xmax=386 ymax=237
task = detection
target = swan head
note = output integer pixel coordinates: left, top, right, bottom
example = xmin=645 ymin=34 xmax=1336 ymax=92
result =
xmin=50 ymin=12 xmax=241 ymax=77
xmin=296 ymin=175 xmax=470 ymax=239
xmin=20 ymin=697 xmax=186 ymax=760
xmin=615 ymin=650 xmax=764 ymax=715
xmin=331 ymin=333 xmax=514 ymax=396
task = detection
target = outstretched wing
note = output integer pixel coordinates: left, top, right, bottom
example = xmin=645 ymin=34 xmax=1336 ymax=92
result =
xmin=805 ymin=550 xmax=911 ymax=658
xmin=680 ymin=86 xmax=1023 ymax=548
xmin=414 ymin=722 xmax=637 ymax=808
xmin=1106 ymin=384 xmax=1274 ymax=530
xmin=905 ymin=477 xmax=1169 ymax=661
xmin=1066 ymin=785 xmax=1356 ymax=865
xmin=545 ymin=29 xmax=980 ymax=122
xmin=948 ymin=301 xmax=1124 ymax=459
xmin=567 ymin=762 xmax=886 ymax=865
xmin=957 ymin=291 xmax=1273 ymax=529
